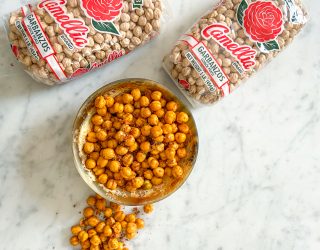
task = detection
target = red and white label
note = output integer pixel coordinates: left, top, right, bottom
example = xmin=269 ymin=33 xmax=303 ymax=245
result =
xmin=23 ymin=13 xmax=55 ymax=59
xmin=180 ymin=34 xmax=230 ymax=96
xmin=202 ymin=24 xmax=257 ymax=71
xmin=38 ymin=0 xmax=89 ymax=49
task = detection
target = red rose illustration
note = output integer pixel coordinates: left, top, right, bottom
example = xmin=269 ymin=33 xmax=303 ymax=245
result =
xmin=243 ymin=1 xmax=283 ymax=43
xmin=81 ymin=0 xmax=123 ymax=22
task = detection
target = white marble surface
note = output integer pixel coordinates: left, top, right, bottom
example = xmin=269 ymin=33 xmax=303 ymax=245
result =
xmin=0 ymin=0 xmax=320 ymax=249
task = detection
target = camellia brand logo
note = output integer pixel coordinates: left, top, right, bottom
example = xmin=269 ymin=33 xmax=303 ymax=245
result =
xmin=201 ymin=24 xmax=257 ymax=71
xmin=38 ymin=0 xmax=89 ymax=48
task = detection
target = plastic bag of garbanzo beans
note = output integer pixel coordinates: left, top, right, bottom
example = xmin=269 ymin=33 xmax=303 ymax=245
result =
xmin=163 ymin=0 xmax=308 ymax=106
xmin=5 ymin=0 xmax=163 ymax=85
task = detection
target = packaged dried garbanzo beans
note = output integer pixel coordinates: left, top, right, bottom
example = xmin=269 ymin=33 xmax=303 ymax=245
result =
xmin=163 ymin=0 xmax=308 ymax=106
xmin=5 ymin=0 xmax=163 ymax=85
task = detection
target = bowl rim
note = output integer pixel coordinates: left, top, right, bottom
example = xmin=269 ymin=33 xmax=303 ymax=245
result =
xmin=72 ymin=78 xmax=199 ymax=206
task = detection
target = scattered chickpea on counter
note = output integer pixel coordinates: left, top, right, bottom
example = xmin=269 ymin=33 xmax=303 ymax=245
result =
xmin=70 ymin=195 xmax=154 ymax=250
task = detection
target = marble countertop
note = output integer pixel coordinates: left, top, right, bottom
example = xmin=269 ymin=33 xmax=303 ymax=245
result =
xmin=0 ymin=0 xmax=319 ymax=249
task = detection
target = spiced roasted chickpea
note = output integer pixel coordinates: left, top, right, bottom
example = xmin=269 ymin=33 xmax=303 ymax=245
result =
xmin=177 ymin=112 xmax=189 ymax=123
xmin=150 ymin=126 xmax=163 ymax=137
xmin=140 ymin=141 xmax=151 ymax=153
xmin=175 ymin=132 xmax=187 ymax=143
xmin=139 ymin=96 xmax=150 ymax=107
xmin=149 ymin=101 xmax=162 ymax=111
xmin=148 ymin=114 xmax=159 ymax=125
xmin=143 ymin=204 xmax=154 ymax=214
xmin=83 ymin=142 xmax=95 ymax=154
xmin=166 ymin=101 xmax=178 ymax=111
xmin=131 ymin=89 xmax=141 ymax=101
xmin=101 ymin=148 xmax=115 ymax=160
xmin=164 ymin=111 xmax=176 ymax=124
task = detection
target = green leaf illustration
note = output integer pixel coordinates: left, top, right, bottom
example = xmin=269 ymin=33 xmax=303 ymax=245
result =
xmin=92 ymin=20 xmax=120 ymax=36
xmin=257 ymin=40 xmax=280 ymax=52
xmin=237 ymin=0 xmax=248 ymax=26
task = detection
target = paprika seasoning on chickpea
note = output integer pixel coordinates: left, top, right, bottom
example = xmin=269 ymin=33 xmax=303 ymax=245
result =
xmin=73 ymin=80 xmax=198 ymax=205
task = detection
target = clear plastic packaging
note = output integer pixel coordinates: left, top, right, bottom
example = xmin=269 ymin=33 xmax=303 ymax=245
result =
xmin=163 ymin=0 xmax=308 ymax=106
xmin=5 ymin=0 xmax=163 ymax=85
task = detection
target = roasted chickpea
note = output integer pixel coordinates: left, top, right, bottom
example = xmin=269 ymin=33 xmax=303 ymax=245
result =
xmin=151 ymin=177 xmax=163 ymax=185
xmin=131 ymin=161 xmax=140 ymax=171
xmin=96 ymin=107 xmax=107 ymax=116
xmin=140 ymin=141 xmax=151 ymax=153
xmin=102 ymin=120 xmax=112 ymax=130
xmin=84 ymin=207 xmax=94 ymax=218
xmin=155 ymin=108 xmax=165 ymax=118
xmin=120 ymin=124 xmax=131 ymax=133
xmin=87 ymin=132 xmax=97 ymax=143
xmin=102 ymin=225 xmax=112 ymax=237
xmin=166 ymin=101 xmax=178 ymax=111
xmin=97 ymin=174 xmax=108 ymax=184
xmin=153 ymin=167 xmax=164 ymax=177
xmin=104 ymin=208 xmax=113 ymax=218
xmin=87 ymin=228 xmax=97 ymax=238
xmin=126 ymin=232 xmax=137 ymax=240
xmin=105 ymin=96 xmax=115 ymax=107
xmin=86 ymin=158 xmax=96 ymax=169
xmin=164 ymin=111 xmax=176 ymax=124
xmin=95 ymin=96 xmax=106 ymax=109
xmin=124 ymin=104 xmax=134 ymax=113
xmin=135 ymin=118 xmax=146 ymax=127
xmin=160 ymin=98 xmax=167 ymax=107
xmin=140 ymin=107 xmax=152 ymax=118
xmin=132 ymin=177 xmax=144 ymax=188
xmin=108 ymin=238 xmax=119 ymax=249
xmin=106 ymin=179 xmax=117 ymax=190
xmin=86 ymin=196 xmax=96 ymax=207
xmin=115 ymin=131 xmax=126 ymax=142
xmin=71 ymin=225 xmax=82 ymax=235
xmin=96 ymin=199 xmax=106 ymax=210
xmin=141 ymin=124 xmax=151 ymax=136
xmin=96 ymin=130 xmax=107 ymax=141
xmin=143 ymin=180 xmax=153 ymax=190
xmin=107 ymin=139 xmax=118 ymax=149
xmin=177 ymin=112 xmax=189 ymax=123
xmin=131 ymin=89 xmax=141 ymax=101
xmin=124 ymin=135 xmax=135 ymax=147
xmin=129 ymin=142 xmax=138 ymax=152
xmin=126 ymin=222 xmax=137 ymax=234
xmin=78 ymin=231 xmax=89 ymax=242
xmin=135 ymin=218 xmax=145 ymax=229
xmin=110 ymin=202 xmax=121 ymax=212
xmin=122 ymin=93 xmax=134 ymax=104
xmin=149 ymin=101 xmax=162 ymax=111
xmin=120 ymin=220 xmax=128 ymax=230
xmin=120 ymin=167 xmax=133 ymax=179
xmin=112 ymin=221 xmax=122 ymax=235
xmin=92 ymin=115 xmax=104 ymax=125
xmin=164 ymin=133 xmax=175 ymax=143
xmin=143 ymin=169 xmax=153 ymax=180
xmin=136 ymin=151 xmax=147 ymax=162
xmin=150 ymin=126 xmax=163 ymax=137
xmin=178 ymin=123 xmax=190 ymax=134
xmin=125 ymin=214 xmax=136 ymax=223
xmin=148 ymin=157 xmax=159 ymax=169
xmin=175 ymin=132 xmax=187 ymax=143
xmin=101 ymin=148 xmax=115 ymax=160
xmin=165 ymin=148 xmax=176 ymax=160
xmin=122 ymin=154 xmax=134 ymax=167
xmin=148 ymin=114 xmax=159 ymax=125
xmin=143 ymin=204 xmax=154 ymax=214
xmin=113 ymin=120 xmax=122 ymax=130
xmin=139 ymin=96 xmax=150 ymax=107
xmin=81 ymin=239 xmax=90 ymax=249
xmin=162 ymin=124 xmax=172 ymax=134
xmin=70 ymin=236 xmax=79 ymax=246
xmin=83 ymin=142 xmax=95 ymax=154
xmin=96 ymin=222 xmax=106 ymax=233
xmin=114 ymin=211 xmax=125 ymax=222
xmin=90 ymin=235 xmax=101 ymax=246
xmin=97 ymin=157 xmax=108 ymax=168
xmin=177 ymin=148 xmax=187 ymax=158
xmin=115 ymin=146 xmax=128 ymax=156
xmin=90 ymin=152 xmax=100 ymax=161
xmin=172 ymin=165 xmax=183 ymax=178
xmin=87 ymin=216 xmax=99 ymax=227
xmin=129 ymin=127 xmax=140 ymax=138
